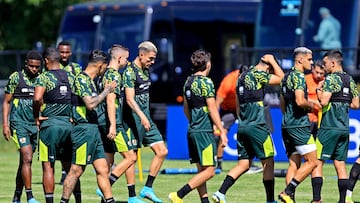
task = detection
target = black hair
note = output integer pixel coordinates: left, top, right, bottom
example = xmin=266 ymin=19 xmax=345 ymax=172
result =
xmin=238 ymin=64 xmax=249 ymax=73
xmin=44 ymin=47 xmax=61 ymax=62
xmin=323 ymin=49 xmax=343 ymax=65
xmin=26 ymin=50 xmax=42 ymax=61
xmin=313 ymin=60 xmax=324 ymax=69
xmin=58 ymin=41 xmax=71 ymax=47
xmin=89 ymin=49 xmax=108 ymax=64
xmin=190 ymin=49 xmax=211 ymax=73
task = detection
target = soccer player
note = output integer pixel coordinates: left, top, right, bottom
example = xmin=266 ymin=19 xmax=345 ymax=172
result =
xmin=215 ymin=64 xmax=265 ymax=174
xmin=312 ymin=50 xmax=359 ymax=203
xmin=33 ymin=47 xmax=75 ymax=203
xmin=95 ymin=44 xmax=143 ymax=203
xmin=122 ymin=41 xmax=168 ymax=203
xmin=212 ymin=54 xmax=283 ymax=203
xmin=279 ymin=47 xmax=320 ymax=203
xmin=305 ymin=60 xmax=325 ymax=138
xmin=168 ymin=49 xmax=228 ymax=203
xmin=59 ymin=50 xmax=117 ymax=203
xmin=57 ymin=41 xmax=83 ymax=186
xmin=2 ymin=50 xmax=42 ymax=203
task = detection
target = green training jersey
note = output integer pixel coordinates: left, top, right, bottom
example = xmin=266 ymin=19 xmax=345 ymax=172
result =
xmin=100 ymin=67 xmax=124 ymax=126
xmin=320 ymin=71 xmax=359 ymax=130
xmin=72 ymin=72 xmax=99 ymax=124
xmin=5 ymin=70 xmax=37 ymax=124
xmin=35 ymin=69 xmax=72 ymax=118
xmin=123 ymin=63 xmax=151 ymax=116
xmin=60 ymin=62 xmax=82 ymax=86
xmin=237 ymin=67 xmax=271 ymax=126
xmin=281 ymin=67 xmax=310 ymax=128
xmin=183 ymin=75 xmax=215 ymax=132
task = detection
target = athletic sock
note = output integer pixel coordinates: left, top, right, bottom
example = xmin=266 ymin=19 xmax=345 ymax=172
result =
xmin=311 ymin=177 xmax=323 ymax=201
xmin=60 ymin=197 xmax=69 ymax=203
xmin=109 ymin=173 xmax=119 ymax=186
xmin=338 ymin=179 xmax=349 ymax=203
xmin=73 ymin=191 xmax=81 ymax=203
xmin=128 ymin=184 xmax=136 ymax=197
xmin=12 ymin=189 xmax=22 ymax=202
xmin=219 ymin=175 xmax=236 ymax=195
xmin=145 ymin=175 xmax=155 ymax=187
xmin=200 ymin=196 xmax=209 ymax=203
xmin=45 ymin=193 xmax=54 ymax=203
xmin=285 ymin=178 xmax=300 ymax=195
xmin=217 ymin=157 xmax=223 ymax=168
xmin=25 ymin=188 xmax=34 ymax=200
xmin=105 ymin=197 xmax=115 ymax=203
xmin=263 ymin=179 xmax=275 ymax=202
xmin=177 ymin=184 xmax=192 ymax=198
xmin=349 ymin=162 xmax=360 ymax=192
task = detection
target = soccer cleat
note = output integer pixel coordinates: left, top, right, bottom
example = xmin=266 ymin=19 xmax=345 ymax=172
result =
xmin=128 ymin=196 xmax=147 ymax=203
xmin=246 ymin=166 xmax=263 ymax=174
xmin=13 ymin=201 xmax=20 ymax=203
xmin=28 ymin=198 xmax=40 ymax=203
xmin=168 ymin=192 xmax=183 ymax=203
xmin=278 ymin=192 xmax=294 ymax=203
xmin=212 ymin=191 xmax=227 ymax=203
xmin=345 ymin=196 xmax=354 ymax=203
xmin=266 ymin=201 xmax=278 ymax=203
xmin=310 ymin=200 xmax=322 ymax=203
xmin=140 ymin=186 xmax=162 ymax=203
xmin=96 ymin=188 xmax=104 ymax=199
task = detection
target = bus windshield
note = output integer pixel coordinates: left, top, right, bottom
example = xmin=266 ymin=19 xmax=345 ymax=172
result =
xmin=99 ymin=12 xmax=145 ymax=56
xmin=59 ymin=10 xmax=145 ymax=62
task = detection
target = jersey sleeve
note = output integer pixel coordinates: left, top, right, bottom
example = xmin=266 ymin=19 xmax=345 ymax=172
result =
xmin=293 ymin=71 xmax=306 ymax=91
xmin=4 ymin=71 xmax=20 ymax=94
xmin=122 ymin=66 xmax=136 ymax=88
xmin=74 ymin=74 xmax=93 ymax=97
xmin=35 ymin=72 xmax=48 ymax=87
xmin=350 ymin=76 xmax=359 ymax=98
xmin=202 ymin=77 xmax=215 ymax=98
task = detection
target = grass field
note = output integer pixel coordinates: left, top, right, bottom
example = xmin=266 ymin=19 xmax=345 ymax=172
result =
xmin=1 ymin=140 xmax=360 ymax=203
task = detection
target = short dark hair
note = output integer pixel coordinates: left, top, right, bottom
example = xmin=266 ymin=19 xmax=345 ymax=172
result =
xmin=190 ymin=49 xmax=211 ymax=73
xmin=26 ymin=50 xmax=42 ymax=61
xmin=89 ymin=49 xmax=108 ymax=64
xmin=44 ymin=47 xmax=60 ymax=62
xmin=323 ymin=49 xmax=343 ymax=65
xmin=313 ymin=60 xmax=324 ymax=70
xmin=58 ymin=41 xmax=71 ymax=47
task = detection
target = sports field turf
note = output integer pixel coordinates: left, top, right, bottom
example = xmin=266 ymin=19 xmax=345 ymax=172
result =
xmin=1 ymin=139 xmax=360 ymax=202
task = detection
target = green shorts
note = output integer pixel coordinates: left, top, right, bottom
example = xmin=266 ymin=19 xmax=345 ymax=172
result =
xmin=10 ymin=122 xmax=38 ymax=151
xmin=71 ymin=123 xmax=105 ymax=165
xmin=282 ymin=126 xmax=316 ymax=157
xmin=101 ymin=125 xmax=137 ymax=153
xmin=316 ymin=128 xmax=349 ymax=161
xmin=38 ymin=117 xmax=73 ymax=162
xmin=237 ymin=124 xmax=275 ymax=160
xmin=187 ymin=131 xmax=216 ymax=166
xmin=132 ymin=112 xmax=164 ymax=148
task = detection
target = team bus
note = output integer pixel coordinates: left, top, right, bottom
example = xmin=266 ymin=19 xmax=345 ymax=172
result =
xmin=58 ymin=0 xmax=360 ymax=102
xmin=57 ymin=0 xmax=360 ymax=134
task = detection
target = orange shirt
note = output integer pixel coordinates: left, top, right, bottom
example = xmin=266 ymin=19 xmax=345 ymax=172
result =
xmin=216 ymin=69 xmax=240 ymax=111
xmin=305 ymin=73 xmax=322 ymax=122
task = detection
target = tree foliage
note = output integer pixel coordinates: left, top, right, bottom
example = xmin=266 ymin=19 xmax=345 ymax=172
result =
xmin=0 ymin=0 xmax=90 ymax=50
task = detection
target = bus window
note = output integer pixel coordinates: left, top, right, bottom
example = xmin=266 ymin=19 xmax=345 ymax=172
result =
xmin=59 ymin=12 xmax=99 ymax=50
xmin=100 ymin=12 xmax=145 ymax=58
xmin=304 ymin=0 xmax=360 ymax=73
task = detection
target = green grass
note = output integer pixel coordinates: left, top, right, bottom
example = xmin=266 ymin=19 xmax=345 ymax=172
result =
xmin=1 ymin=138 xmax=360 ymax=203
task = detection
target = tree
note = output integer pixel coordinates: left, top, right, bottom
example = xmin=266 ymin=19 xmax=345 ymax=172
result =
xmin=0 ymin=0 xmax=89 ymax=50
